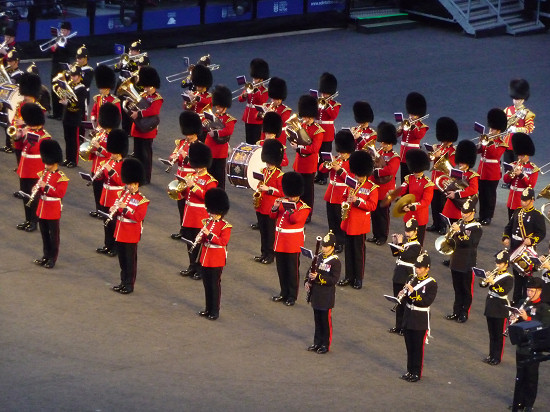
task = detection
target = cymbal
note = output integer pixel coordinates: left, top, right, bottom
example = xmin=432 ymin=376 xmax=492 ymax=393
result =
xmin=392 ymin=194 xmax=416 ymax=218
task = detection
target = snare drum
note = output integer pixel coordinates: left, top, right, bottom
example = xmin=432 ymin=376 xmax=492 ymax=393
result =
xmin=0 ymin=83 xmax=24 ymax=128
xmin=510 ymin=245 xmax=540 ymax=275
xmin=226 ymin=143 xmax=265 ymax=189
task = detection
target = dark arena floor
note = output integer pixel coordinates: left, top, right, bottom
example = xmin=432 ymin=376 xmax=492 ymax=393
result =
xmin=1 ymin=26 xmax=550 ymax=411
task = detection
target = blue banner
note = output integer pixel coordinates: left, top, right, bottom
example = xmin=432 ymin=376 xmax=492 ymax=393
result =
xmin=35 ymin=18 xmax=90 ymax=40
xmin=205 ymin=3 xmax=252 ymax=24
xmin=257 ymin=0 xmax=303 ymax=18
xmin=95 ymin=15 xmax=138 ymax=35
xmin=143 ymin=6 xmax=200 ymax=30
xmin=307 ymin=0 xmax=346 ymax=13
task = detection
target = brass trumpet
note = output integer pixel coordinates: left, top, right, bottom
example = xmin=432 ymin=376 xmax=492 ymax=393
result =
xmin=318 ymin=92 xmax=339 ymax=110
xmin=434 ymin=219 xmax=463 ymax=255
xmin=479 ymin=267 xmax=499 ymax=287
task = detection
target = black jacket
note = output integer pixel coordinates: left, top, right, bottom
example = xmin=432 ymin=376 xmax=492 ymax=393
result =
xmin=309 ymin=253 xmax=341 ymax=310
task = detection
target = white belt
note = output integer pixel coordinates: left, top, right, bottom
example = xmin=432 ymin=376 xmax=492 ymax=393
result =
xmin=118 ymin=217 xmax=137 ymax=223
xmin=488 ymin=291 xmax=507 ymax=299
xmin=481 ymin=157 xmax=499 ymax=164
xmin=329 ymin=181 xmax=346 ymax=187
xmin=187 ymin=201 xmax=205 ymax=208
xmin=22 ymin=153 xmax=41 ymax=159
xmin=246 ymin=103 xmax=256 ymax=108
xmin=406 ymin=303 xmax=430 ymax=312
xmin=510 ymin=186 xmax=524 ymax=192
xmin=40 ymin=195 xmax=60 ymax=201
xmin=205 ymin=244 xmax=224 ymax=249
xmin=319 ymin=120 xmax=334 ymax=125
xmin=105 ymin=185 xmax=124 ymax=191
xmin=276 ymin=227 xmax=304 ymax=234
xmin=401 ymin=142 xmax=419 ymax=148
xmin=396 ymin=259 xmax=415 ymax=268
xmin=512 ymin=234 xmax=523 ymax=241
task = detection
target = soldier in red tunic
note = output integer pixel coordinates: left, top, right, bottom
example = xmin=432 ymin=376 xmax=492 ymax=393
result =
xmin=337 ymin=151 xmax=378 ymax=289
xmin=111 ymin=158 xmax=150 ymax=294
xmin=33 ymin=140 xmax=69 ymax=269
xmin=196 ymin=188 xmax=232 ymax=320
xmin=426 ymin=117 xmax=457 ymax=235
xmin=270 ymin=172 xmax=310 ymax=306
xmin=315 ymin=73 xmax=340 ymax=185
xmin=205 ymin=85 xmax=236 ymax=189
xmin=264 ymin=77 xmax=292 ymax=148
xmin=397 ymin=92 xmax=429 ymax=184
xmin=318 ymin=130 xmax=354 ymax=254
xmin=351 ymin=101 xmax=376 ymax=151
xmin=185 ymin=63 xmax=213 ymax=115
xmin=257 ymin=111 xmax=289 ymax=167
xmin=89 ymin=65 xmax=121 ymax=129
xmin=238 ymin=58 xmax=269 ymax=145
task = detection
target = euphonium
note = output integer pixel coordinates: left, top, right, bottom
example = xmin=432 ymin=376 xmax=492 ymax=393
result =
xmin=341 ymin=202 xmax=350 ymax=220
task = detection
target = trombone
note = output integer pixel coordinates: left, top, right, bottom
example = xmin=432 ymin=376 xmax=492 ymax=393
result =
xmin=231 ymin=78 xmax=270 ymax=99
xmin=398 ymin=114 xmax=429 ymax=132
xmin=39 ymin=31 xmax=78 ymax=52
xmin=165 ymin=62 xmax=220 ymax=83
xmin=96 ymin=52 xmax=147 ymax=67
xmin=471 ymin=130 xmax=507 ymax=146
xmin=318 ymin=92 xmax=339 ymax=110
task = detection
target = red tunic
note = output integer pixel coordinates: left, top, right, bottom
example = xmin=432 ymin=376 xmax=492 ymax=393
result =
xmin=113 ymin=190 xmax=149 ymax=243
xmin=398 ymin=174 xmax=435 ymax=226
xmin=270 ymin=103 xmax=292 ymax=148
xmin=13 ymin=102 xmax=47 ymax=151
xmin=430 ymin=143 xmax=456 ymax=189
xmin=502 ymin=161 xmax=539 ymax=209
xmin=319 ymin=158 xmax=350 ymax=204
xmin=199 ymin=218 xmax=232 ymax=267
xmin=255 ymin=166 xmax=284 ymax=215
xmin=371 ymin=149 xmax=400 ymax=199
xmin=292 ymin=122 xmax=324 ymax=174
xmin=354 ymin=126 xmax=377 ymax=151
xmin=442 ymin=170 xmax=479 ymax=220
xmin=204 ymin=113 xmax=236 ymax=159
xmin=181 ymin=172 xmax=218 ymax=228
xmin=503 ymin=105 xmax=535 ymax=147
xmin=398 ymin=121 xmax=429 ymax=160
xmin=90 ymin=94 xmax=121 ymax=123
xmin=130 ymin=92 xmax=163 ymax=139
xmin=341 ymin=179 xmax=379 ymax=235
xmin=99 ymin=159 xmax=124 ymax=207
xmin=477 ymin=138 xmax=507 ymax=181
xmin=17 ymin=129 xmax=50 ymax=179
xmin=238 ymin=85 xmax=268 ymax=125
xmin=318 ymin=100 xmax=341 ymax=143
xmin=90 ymin=129 xmax=111 ymax=175
xmin=258 ymin=137 xmax=289 ymax=167
xmin=36 ymin=170 xmax=69 ymax=220
xmin=270 ymin=199 xmax=310 ymax=253
xmin=190 ymin=91 xmax=212 ymax=114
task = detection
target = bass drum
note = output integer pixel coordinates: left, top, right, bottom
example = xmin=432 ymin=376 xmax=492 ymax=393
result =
xmin=227 ymin=142 xmax=265 ymax=189
xmin=0 ymin=83 xmax=24 ymax=128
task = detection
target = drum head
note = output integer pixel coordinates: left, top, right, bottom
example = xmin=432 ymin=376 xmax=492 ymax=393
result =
xmin=227 ymin=142 xmax=265 ymax=189
xmin=0 ymin=84 xmax=23 ymax=126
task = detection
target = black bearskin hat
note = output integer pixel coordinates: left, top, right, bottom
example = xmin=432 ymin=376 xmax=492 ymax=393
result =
xmin=19 ymin=73 xmax=42 ymax=99
xmin=376 ymin=121 xmax=398 ymax=145
xmin=137 ymin=66 xmax=160 ymax=89
xmin=487 ymin=108 xmax=507 ymax=132
xmin=40 ymin=139 xmax=63 ymax=165
xmin=212 ymin=85 xmax=232 ymax=109
xmin=298 ymin=95 xmax=318 ymax=119
xmin=189 ymin=142 xmax=212 ymax=168
xmin=21 ymin=103 xmax=45 ymax=126
xmin=98 ymin=102 xmax=121 ymax=130
xmin=282 ymin=171 xmax=304 ymax=197
xmin=353 ymin=101 xmax=374 ymax=124
xmin=405 ymin=149 xmax=430 ymax=173
xmin=267 ymin=77 xmax=287 ymax=100
xmin=319 ymin=72 xmax=337 ymax=95
xmin=191 ymin=64 xmax=213 ymax=89
xmin=406 ymin=92 xmax=427 ymax=117
xmin=179 ymin=111 xmax=202 ymax=136
xmin=435 ymin=117 xmax=458 ymax=142
xmin=121 ymin=158 xmax=145 ymax=185
xmin=512 ymin=133 xmax=535 ymax=156
xmin=509 ymin=79 xmax=530 ymax=101
xmin=250 ymin=58 xmax=269 ymax=80
xmin=261 ymin=139 xmax=284 ymax=168
xmin=205 ymin=188 xmax=230 ymax=216
xmin=455 ymin=140 xmax=477 ymax=168
xmin=106 ymin=129 xmax=129 ymax=156
xmin=95 ymin=64 xmax=116 ymax=90
xmin=262 ymin=112 xmax=282 ymax=136
xmin=335 ymin=130 xmax=355 ymax=154
xmin=349 ymin=150 xmax=374 ymax=177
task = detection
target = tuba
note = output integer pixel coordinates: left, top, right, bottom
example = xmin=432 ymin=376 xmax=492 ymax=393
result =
xmin=117 ymin=77 xmax=160 ymax=133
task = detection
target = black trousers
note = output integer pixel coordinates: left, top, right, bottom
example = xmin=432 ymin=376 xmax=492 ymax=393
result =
xmin=117 ymin=241 xmax=138 ymax=291
xmin=344 ymin=233 xmax=365 ymax=284
xmin=176 ymin=198 xmax=186 ymax=235
xmin=512 ymin=269 xmax=528 ymax=304
xmin=245 ymin=123 xmax=262 ymax=145
xmin=393 ymin=282 xmax=406 ymax=329
xmin=486 ymin=316 xmax=507 ymax=361
xmin=315 ymin=141 xmax=332 ymax=180
xmin=92 ymin=179 xmax=103 ymax=212
xmin=300 ymin=172 xmax=315 ymax=213
xmin=508 ymin=207 xmax=515 ymax=221
xmin=404 ymin=329 xmax=427 ymax=376
xmin=208 ymin=157 xmax=226 ymax=189
xmin=513 ymin=352 xmax=540 ymax=409
xmin=133 ymin=137 xmax=153 ymax=184
xmin=4 ymin=129 xmax=10 ymax=148
xmin=256 ymin=212 xmax=275 ymax=259
xmin=451 ymin=269 xmax=474 ymax=317
xmin=63 ymin=123 xmax=80 ymax=164
xmin=121 ymin=110 xmax=133 ymax=135
xmin=417 ymin=225 xmax=426 ymax=247
xmin=182 ymin=227 xmax=201 ymax=273
xmin=326 ymin=202 xmax=345 ymax=248
xmin=51 ymin=79 xmax=62 ymax=118
xmin=201 ymin=266 xmax=223 ymax=316
xmin=99 ymin=205 xmax=117 ymax=253
xmin=38 ymin=218 xmax=60 ymax=262
xmin=313 ymin=308 xmax=332 ymax=349
xmin=20 ymin=177 xmax=38 ymax=223
xmin=275 ymin=251 xmax=300 ymax=301
xmin=400 ymin=162 xmax=410 ymax=185
xmin=371 ymin=200 xmax=390 ymax=241
xmin=478 ymin=179 xmax=499 ymax=220
xmin=430 ymin=190 xmax=446 ymax=231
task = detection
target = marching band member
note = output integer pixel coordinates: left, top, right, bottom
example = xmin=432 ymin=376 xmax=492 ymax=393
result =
xmin=116 ymin=40 xmax=142 ymax=134
xmin=476 ymin=109 xmax=508 ymax=226
xmin=253 ymin=139 xmax=284 ymax=265
xmin=389 ymin=218 xmax=421 ymax=335
xmin=238 ymin=58 xmax=269 ymax=145
xmin=16 ymin=103 xmax=51 ymax=232
xmin=400 ymin=251 xmax=437 ymax=383
xmin=0 ymin=27 xmax=16 ymax=66
xmin=96 ymin=129 xmax=128 ymax=257
xmin=503 ymin=187 xmax=546 ymax=304
xmin=265 ymin=77 xmax=292 ymax=147
xmin=33 ymin=139 xmax=68 ymax=269
xmin=397 ymin=92 xmax=429 ymax=184
xmin=129 ymin=66 xmax=163 ymax=185
xmin=479 ymin=249 xmax=513 ymax=366
xmin=25 ymin=63 xmax=52 ymax=115
xmin=5 ymin=50 xmax=23 ymax=83
xmin=337 ymin=150 xmax=378 ymax=290
xmin=503 ymin=133 xmax=538 ymax=220
xmin=111 ymin=158 xmax=150 ymax=295
xmin=351 ymin=101 xmax=376 ymax=151
xmin=180 ymin=142 xmax=218 ymax=280
xmin=90 ymin=65 xmax=121 ymax=128
xmin=270 ymin=172 xmax=310 ymax=306
xmin=444 ymin=198 xmax=482 ymax=323
xmin=290 ymin=94 xmax=324 ymax=222
xmin=426 ymin=117 xmax=457 ymax=234
xmin=306 ymin=230 xmax=341 ymax=354
xmin=318 ymin=130 xmax=354 ymax=253
xmin=314 ymin=72 xmax=340 ymax=186
xmin=75 ymin=45 xmax=94 ymax=108
xmin=186 ymin=63 xmax=213 ymax=115
xmin=368 ymin=121 xmax=400 ymax=246
xmin=49 ymin=21 xmax=77 ymax=120
xmin=205 ymin=85 xmax=236 ymax=189
xmin=258 ymin=111 xmax=288 ymax=167
xmin=197 ymin=188 xmax=232 ymax=320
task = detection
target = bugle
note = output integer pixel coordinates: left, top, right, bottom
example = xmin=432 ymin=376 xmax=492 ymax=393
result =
xmin=39 ymin=31 xmax=78 ymax=52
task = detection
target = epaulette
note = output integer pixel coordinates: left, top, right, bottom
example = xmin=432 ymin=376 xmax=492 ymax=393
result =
xmin=111 ymin=96 xmax=120 ymax=104
xmin=469 ymin=171 xmax=480 ymax=178
xmin=388 ymin=151 xmax=400 ymax=160
xmin=41 ymin=130 xmax=52 ymax=139
xmin=37 ymin=170 xmax=44 ymax=178
xmin=404 ymin=174 xmax=410 ymax=184
xmin=368 ymin=181 xmax=379 ymax=191
xmin=207 ymin=176 xmax=218 ymax=185
xmin=36 ymin=102 xmax=47 ymax=112
xmin=222 ymin=220 xmax=232 ymax=229
xmin=138 ymin=195 xmax=150 ymax=204
xmin=417 ymin=122 xmax=429 ymax=129
xmin=56 ymin=170 xmax=70 ymax=182
xmin=297 ymin=201 xmax=311 ymax=211
xmin=530 ymin=163 xmax=539 ymax=173
xmin=225 ymin=113 xmax=237 ymax=123
xmin=174 ymin=139 xmax=181 ymax=146
xmin=526 ymin=109 xmax=536 ymax=118
xmin=147 ymin=93 xmax=163 ymax=102
xmin=424 ymin=177 xmax=435 ymax=188
xmin=331 ymin=101 xmax=342 ymax=108
xmin=201 ymin=218 xmax=208 ymax=226
xmin=281 ymin=105 xmax=292 ymax=114
xmin=313 ymin=123 xmax=325 ymax=135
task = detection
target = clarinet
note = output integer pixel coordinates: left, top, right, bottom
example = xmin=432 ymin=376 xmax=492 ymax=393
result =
xmin=391 ymin=272 xmax=418 ymax=312
xmin=104 ymin=189 xmax=129 ymax=227
xmin=190 ymin=217 xmax=214 ymax=253
xmin=305 ymin=236 xmax=323 ymax=303
xmin=88 ymin=160 xmax=110 ymax=186
xmin=25 ymin=168 xmax=48 ymax=207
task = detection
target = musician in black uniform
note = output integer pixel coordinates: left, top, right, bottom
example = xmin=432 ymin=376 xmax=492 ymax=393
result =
xmin=510 ymin=277 xmax=550 ymax=412
xmin=400 ymin=251 xmax=437 ymax=382
xmin=75 ymin=44 xmax=94 ymax=107
xmin=389 ymin=218 xmax=421 ymax=335
xmin=5 ymin=50 xmax=23 ymax=83
xmin=445 ymin=198 xmax=483 ymax=323
xmin=306 ymin=231 xmax=341 ymax=354
xmin=503 ymin=187 xmax=546 ymax=304
xmin=49 ymin=21 xmax=77 ymax=120
xmin=115 ymin=40 xmax=141 ymax=134
xmin=479 ymin=249 xmax=513 ymax=366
